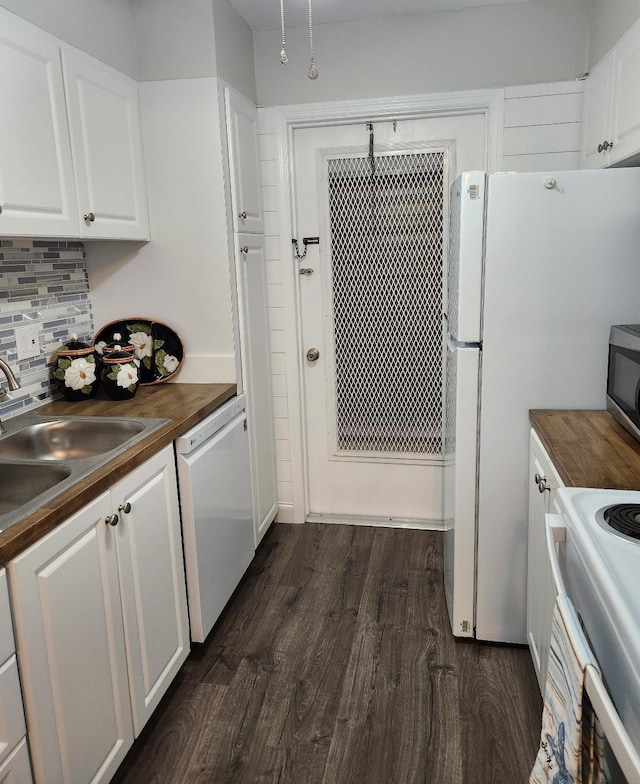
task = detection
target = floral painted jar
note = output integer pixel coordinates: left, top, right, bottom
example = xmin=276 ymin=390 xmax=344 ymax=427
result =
xmin=94 ymin=332 xmax=135 ymax=360
xmin=53 ymin=335 xmax=100 ymax=401
xmin=100 ymin=351 xmax=140 ymax=400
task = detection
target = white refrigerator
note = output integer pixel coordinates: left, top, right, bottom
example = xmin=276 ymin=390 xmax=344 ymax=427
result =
xmin=444 ymin=168 xmax=640 ymax=644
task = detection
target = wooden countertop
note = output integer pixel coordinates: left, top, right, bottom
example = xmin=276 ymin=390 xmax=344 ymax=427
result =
xmin=529 ymin=409 xmax=640 ymax=490
xmin=0 ymin=382 xmax=236 ymax=566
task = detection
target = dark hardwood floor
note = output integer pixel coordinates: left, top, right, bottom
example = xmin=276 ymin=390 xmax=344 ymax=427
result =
xmin=113 ymin=523 xmax=542 ymax=784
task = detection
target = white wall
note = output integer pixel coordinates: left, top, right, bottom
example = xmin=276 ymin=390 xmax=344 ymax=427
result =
xmin=0 ymin=0 xmax=137 ymax=77
xmin=589 ymin=0 xmax=640 ymax=66
xmin=133 ymin=0 xmax=217 ymax=81
xmin=86 ymin=78 xmax=237 ymax=383
xmin=212 ymin=0 xmax=257 ymax=103
xmin=253 ymin=0 xmax=590 ymax=106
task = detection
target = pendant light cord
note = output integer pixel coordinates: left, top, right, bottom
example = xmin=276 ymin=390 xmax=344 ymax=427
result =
xmin=280 ymin=0 xmax=288 ymax=64
xmin=308 ymin=0 xmax=318 ymax=79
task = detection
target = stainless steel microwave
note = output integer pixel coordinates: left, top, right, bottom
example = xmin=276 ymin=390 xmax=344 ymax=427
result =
xmin=607 ymin=324 xmax=640 ymax=441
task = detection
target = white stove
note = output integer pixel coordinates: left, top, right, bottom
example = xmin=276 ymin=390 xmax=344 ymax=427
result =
xmin=554 ymin=487 xmax=640 ymax=779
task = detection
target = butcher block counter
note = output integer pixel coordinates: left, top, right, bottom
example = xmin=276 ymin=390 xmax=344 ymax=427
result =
xmin=0 ymin=382 xmax=236 ymax=566
xmin=529 ymin=409 xmax=640 ymax=490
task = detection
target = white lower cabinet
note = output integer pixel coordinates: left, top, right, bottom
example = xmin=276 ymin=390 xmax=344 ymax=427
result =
xmin=236 ymin=234 xmax=278 ymax=544
xmin=0 ymin=569 xmax=32 ymax=783
xmin=8 ymin=446 xmax=189 ymax=784
xmin=526 ymin=428 xmax=564 ymax=693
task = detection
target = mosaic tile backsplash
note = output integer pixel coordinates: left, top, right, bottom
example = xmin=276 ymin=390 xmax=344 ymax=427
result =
xmin=0 ymin=239 xmax=95 ymax=419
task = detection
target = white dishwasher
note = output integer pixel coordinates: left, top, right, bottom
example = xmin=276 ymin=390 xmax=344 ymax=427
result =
xmin=175 ymin=394 xmax=254 ymax=643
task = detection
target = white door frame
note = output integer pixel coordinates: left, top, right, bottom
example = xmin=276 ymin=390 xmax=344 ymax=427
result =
xmin=267 ymin=88 xmax=504 ymax=525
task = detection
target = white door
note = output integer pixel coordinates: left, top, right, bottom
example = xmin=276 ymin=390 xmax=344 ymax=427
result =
xmin=225 ymin=87 xmax=264 ymax=234
xmin=62 ymin=47 xmax=149 ymax=239
xmin=294 ymin=115 xmax=486 ymax=522
xmin=9 ymin=492 xmax=134 ymax=784
xmin=237 ymin=234 xmax=278 ymax=541
xmin=580 ymin=53 xmax=614 ymax=169
xmin=0 ymin=8 xmax=79 ymax=237
xmin=112 ymin=447 xmax=189 ymax=736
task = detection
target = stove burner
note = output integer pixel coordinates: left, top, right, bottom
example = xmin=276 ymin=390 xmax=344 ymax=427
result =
xmin=602 ymin=504 xmax=640 ymax=540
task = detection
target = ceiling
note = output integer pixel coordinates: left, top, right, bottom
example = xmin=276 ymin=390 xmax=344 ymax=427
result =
xmin=228 ymin=0 xmax=529 ymax=31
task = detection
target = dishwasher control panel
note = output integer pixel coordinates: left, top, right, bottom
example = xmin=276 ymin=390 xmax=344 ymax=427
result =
xmin=174 ymin=394 xmax=246 ymax=454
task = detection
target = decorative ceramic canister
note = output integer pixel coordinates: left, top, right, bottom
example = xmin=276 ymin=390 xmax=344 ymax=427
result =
xmin=95 ymin=332 xmax=135 ymax=359
xmin=100 ymin=350 xmax=140 ymax=400
xmin=53 ymin=334 xmax=100 ymax=401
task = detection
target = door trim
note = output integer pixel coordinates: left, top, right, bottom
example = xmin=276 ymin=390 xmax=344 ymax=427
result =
xmin=264 ymin=88 xmax=504 ymax=524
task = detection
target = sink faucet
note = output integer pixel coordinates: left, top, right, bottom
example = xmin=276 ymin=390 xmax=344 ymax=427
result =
xmin=0 ymin=358 xmax=20 ymax=435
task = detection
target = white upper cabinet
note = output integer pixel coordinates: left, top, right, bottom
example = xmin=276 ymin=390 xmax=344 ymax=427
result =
xmin=610 ymin=27 xmax=640 ymax=163
xmin=581 ymin=19 xmax=640 ymax=168
xmin=580 ymin=53 xmax=614 ymax=169
xmin=62 ymin=48 xmax=150 ymax=240
xmin=0 ymin=8 xmax=80 ymax=237
xmin=225 ymin=88 xmax=264 ymax=234
xmin=0 ymin=6 xmax=149 ymax=240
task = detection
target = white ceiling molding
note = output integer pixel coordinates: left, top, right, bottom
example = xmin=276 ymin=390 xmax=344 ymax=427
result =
xmin=229 ymin=0 xmax=530 ymax=31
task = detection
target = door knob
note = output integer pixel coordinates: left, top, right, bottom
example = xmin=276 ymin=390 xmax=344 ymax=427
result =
xmin=84 ymin=212 xmax=95 ymax=222
xmin=306 ymin=348 xmax=320 ymax=362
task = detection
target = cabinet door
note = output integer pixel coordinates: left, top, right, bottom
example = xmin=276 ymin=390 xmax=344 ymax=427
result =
xmin=113 ymin=446 xmax=189 ymax=735
xmin=526 ymin=429 xmax=563 ymax=694
xmin=610 ymin=24 xmax=640 ymax=164
xmin=8 ymin=492 xmax=133 ymax=784
xmin=237 ymin=234 xmax=278 ymax=543
xmin=0 ymin=8 xmax=79 ymax=237
xmin=225 ymin=88 xmax=264 ymax=234
xmin=580 ymin=53 xmax=614 ymax=169
xmin=62 ymin=47 xmax=149 ymax=240
xmin=0 ymin=738 xmax=33 ymax=783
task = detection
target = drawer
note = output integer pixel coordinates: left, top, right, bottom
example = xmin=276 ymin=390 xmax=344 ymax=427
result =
xmin=0 ymin=570 xmax=14 ymax=664
xmin=0 ymin=656 xmax=26 ymax=767
xmin=0 ymin=737 xmax=32 ymax=783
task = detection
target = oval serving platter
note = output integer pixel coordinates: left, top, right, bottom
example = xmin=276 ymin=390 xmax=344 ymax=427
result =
xmin=93 ymin=318 xmax=184 ymax=385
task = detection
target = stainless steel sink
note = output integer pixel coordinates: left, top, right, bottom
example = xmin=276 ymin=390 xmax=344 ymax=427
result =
xmin=0 ymin=418 xmax=145 ymax=461
xmin=0 ymin=415 xmax=169 ymax=532
xmin=0 ymin=462 xmax=71 ymax=517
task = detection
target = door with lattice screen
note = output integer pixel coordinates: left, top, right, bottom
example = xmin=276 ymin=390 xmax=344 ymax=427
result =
xmin=293 ymin=116 xmax=486 ymax=522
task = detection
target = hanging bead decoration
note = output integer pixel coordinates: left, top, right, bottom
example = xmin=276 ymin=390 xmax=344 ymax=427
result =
xmin=307 ymin=0 xmax=318 ymax=79
xmin=280 ymin=0 xmax=289 ymax=64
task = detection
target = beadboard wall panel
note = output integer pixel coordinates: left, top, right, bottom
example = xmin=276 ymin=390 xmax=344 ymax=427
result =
xmin=503 ymin=81 xmax=584 ymax=172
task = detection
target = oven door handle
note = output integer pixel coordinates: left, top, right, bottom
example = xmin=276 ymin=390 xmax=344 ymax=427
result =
xmin=584 ymin=664 xmax=640 ymax=782
xmin=545 ymin=513 xmax=567 ymax=595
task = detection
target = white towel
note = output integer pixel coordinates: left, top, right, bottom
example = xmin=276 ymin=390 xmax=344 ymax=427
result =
xmin=529 ymin=594 xmax=604 ymax=784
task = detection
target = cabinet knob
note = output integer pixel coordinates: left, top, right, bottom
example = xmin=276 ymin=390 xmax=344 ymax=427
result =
xmin=603 ymin=140 xmax=613 ymax=151
xmin=538 ymin=479 xmax=550 ymax=494
xmin=105 ymin=513 xmax=119 ymax=526
xmin=240 ymin=246 xmax=249 ymax=254
xmin=118 ymin=502 xmax=132 ymax=514
xmin=238 ymin=211 xmax=247 ymax=220
xmin=306 ymin=347 xmax=320 ymax=362
xmin=0 ymin=204 xmax=3 ymax=215
xmin=84 ymin=212 xmax=96 ymax=222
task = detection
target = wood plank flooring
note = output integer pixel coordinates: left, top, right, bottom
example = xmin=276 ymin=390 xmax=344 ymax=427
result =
xmin=113 ymin=523 xmax=542 ymax=784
